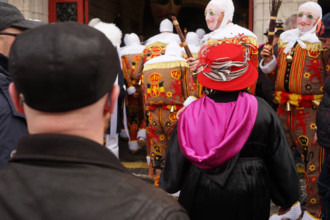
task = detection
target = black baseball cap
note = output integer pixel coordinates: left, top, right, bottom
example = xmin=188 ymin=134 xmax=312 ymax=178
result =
xmin=9 ymin=21 xmax=120 ymax=112
xmin=317 ymin=12 xmax=330 ymax=38
xmin=0 ymin=2 xmax=43 ymax=31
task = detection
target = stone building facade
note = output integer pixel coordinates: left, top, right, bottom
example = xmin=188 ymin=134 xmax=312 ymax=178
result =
xmin=2 ymin=0 xmax=327 ymax=45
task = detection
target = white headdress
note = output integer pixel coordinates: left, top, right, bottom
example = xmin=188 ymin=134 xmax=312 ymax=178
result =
xmin=186 ymin=32 xmax=200 ymax=46
xmin=196 ymin=28 xmax=206 ymax=39
xmin=281 ymin=1 xmax=322 ymax=54
xmin=208 ymin=0 xmax=235 ymax=30
xmin=89 ymin=18 xmax=122 ymax=47
xmin=159 ymin=19 xmax=173 ymax=33
xmin=125 ymin=33 xmax=141 ymax=46
xmin=298 ymin=1 xmax=322 ymax=35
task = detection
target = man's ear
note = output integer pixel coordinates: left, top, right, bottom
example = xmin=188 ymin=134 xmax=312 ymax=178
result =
xmin=104 ymin=85 xmax=120 ymax=114
xmin=8 ymin=82 xmax=24 ymax=114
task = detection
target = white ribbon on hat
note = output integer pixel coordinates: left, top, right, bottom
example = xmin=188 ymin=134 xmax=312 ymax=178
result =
xmin=202 ymin=47 xmax=249 ymax=82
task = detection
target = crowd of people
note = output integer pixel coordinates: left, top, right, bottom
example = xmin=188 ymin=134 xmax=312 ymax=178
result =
xmin=0 ymin=0 xmax=329 ymax=219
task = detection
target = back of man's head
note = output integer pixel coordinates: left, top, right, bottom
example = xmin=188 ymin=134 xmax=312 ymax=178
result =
xmin=9 ymin=21 xmax=120 ymax=112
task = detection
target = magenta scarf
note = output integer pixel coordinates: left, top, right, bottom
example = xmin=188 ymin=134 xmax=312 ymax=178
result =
xmin=178 ymin=92 xmax=258 ymax=169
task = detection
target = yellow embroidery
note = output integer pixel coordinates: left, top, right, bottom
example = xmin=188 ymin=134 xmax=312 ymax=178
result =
xmin=310 ymin=198 xmax=317 ymax=204
xmin=310 ymin=123 xmax=316 ymax=130
xmin=304 ymin=72 xmax=310 ymax=79
xmin=171 ymin=70 xmax=181 ymax=79
xmin=309 ymin=164 xmax=316 ymax=172
xmin=159 ymin=135 xmax=165 ymax=141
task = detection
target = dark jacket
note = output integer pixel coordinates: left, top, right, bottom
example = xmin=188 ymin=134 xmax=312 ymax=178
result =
xmin=0 ymin=134 xmax=189 ymax=220
xmin=316 ymin=50 xmax=330 ymax=173
xmin=316 ymin=50 xmax=330 ymax=149
xmin=160 ymin=91 xmax=300 ymax=220
xmin=0 ymin=54 xmax=27 ymax=169
xmin=255 ymin=44 xmax=278 ymax=111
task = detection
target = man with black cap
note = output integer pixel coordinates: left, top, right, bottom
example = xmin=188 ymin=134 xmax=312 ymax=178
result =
xmin=0 ymin=2 xmax=43 ymax=169
xmin=0 ymin=21 xmax=189 ymax=219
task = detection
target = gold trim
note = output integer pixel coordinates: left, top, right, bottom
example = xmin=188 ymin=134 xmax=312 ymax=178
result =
xmin=278 ymin=40 xmax=323 ymax=52
xmin=122 ymin=162 xmax=148 ymax=169
xmin=270 ymin=16 xmax=277 ymax=20
xmin=143 ymin=61 xmax=189 ymax=71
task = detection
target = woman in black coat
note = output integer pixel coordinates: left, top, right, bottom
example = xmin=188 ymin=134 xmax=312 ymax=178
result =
xmin=159 ymin=43 xmax=300 ymax=220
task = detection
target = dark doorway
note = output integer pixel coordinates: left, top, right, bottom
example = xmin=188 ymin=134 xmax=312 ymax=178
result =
xmin=177 ymin=6 xmax=208 ymax=34
xmin=318 ymin=0 xmax=329 ymax=17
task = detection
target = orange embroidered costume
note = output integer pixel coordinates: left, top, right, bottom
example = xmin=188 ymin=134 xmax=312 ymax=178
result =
xmin=120 ymin=33 xmax=146 ymax=153
xmin=142 ymin=42 xmax=198 ymax=186
xmin=260 ymin=2 xmax=326 ymax=219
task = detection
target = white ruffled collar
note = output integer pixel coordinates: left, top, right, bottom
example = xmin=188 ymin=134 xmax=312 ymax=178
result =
xmin=202 ymin=23 xmax=257 ymax=43
xmin=280 ymin=28 xmax=320 ymax=54
xmin=120 ymin=43 xmax=144 ymax=56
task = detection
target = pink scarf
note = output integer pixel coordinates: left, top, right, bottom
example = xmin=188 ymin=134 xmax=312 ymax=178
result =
xmin=178 ymin=92 xmax=258 ymax=169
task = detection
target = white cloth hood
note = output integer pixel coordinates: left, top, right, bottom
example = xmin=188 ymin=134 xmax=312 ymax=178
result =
xmin=280 ymin=2 xmax=322 ymax=54
xmin=145 ymin=32 xmax=181 ymax=45
xmin=159 ymin=19 xmax=173 ymax=33
xmin=125 ymin=33 xmax=141 ymax=46
xmin=196 ymin=28 xmax=206 ymax=39
xmin=90 ymin=20 xmax=122 ymax=47
xmin=120 ymin=34 xmax=144 ymax=56
xmin=186 ymin=32 xmax=200 ymax=46
xmin=208 ymin=0 xmax=235 ymax=31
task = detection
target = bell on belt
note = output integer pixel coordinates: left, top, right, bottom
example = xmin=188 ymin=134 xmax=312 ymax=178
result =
xmin=312 ymin=100 xmax=320 ymax=107
xmin=286 ymin=54 xmax=293 ymax=62
xmin=286 ymin=101 xmax=291 ymax=111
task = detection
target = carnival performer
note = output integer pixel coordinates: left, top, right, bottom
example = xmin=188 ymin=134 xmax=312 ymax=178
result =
xmin=260 ymin=2 xmax=326 ymax=219
xmin=145 ymin=18 xmax=181 ymax=46
xmin=187 ymin=0 xmax=258 ymax=88
xmin=120 ymin=33 xmax=147 ymax=154
xmin=139 ymin=18 xmax=181 ymax=66
xmin=160 ymin=43 xmax=300 ymax=220
xmin=142 ymin=42 xmax=198 ymax=186
xmin=136 ymin=19 xmax=183 ymax=162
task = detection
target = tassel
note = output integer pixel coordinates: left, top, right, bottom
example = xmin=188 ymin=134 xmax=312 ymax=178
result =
xmin=286 ymin=101 xmax=291 ymax=111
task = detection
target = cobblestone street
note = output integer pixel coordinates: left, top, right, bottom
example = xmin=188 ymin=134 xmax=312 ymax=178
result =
xmin=119 ymin=138 xmax=148 ymax=175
